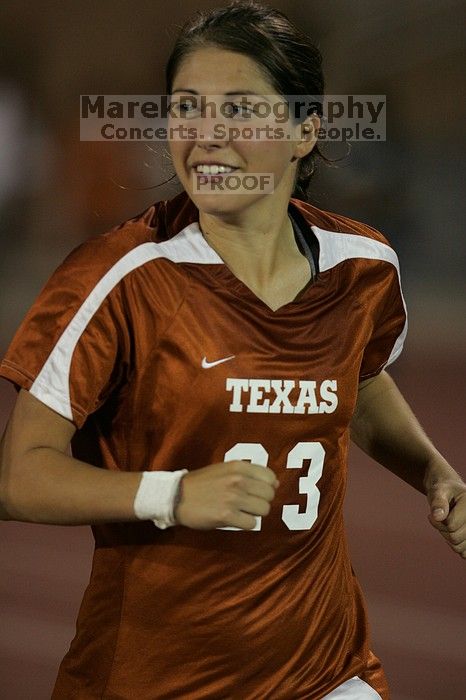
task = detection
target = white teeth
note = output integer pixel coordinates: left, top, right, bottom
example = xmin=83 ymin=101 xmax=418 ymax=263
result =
xmin=194 ymin=164 xmax=237 ymax=174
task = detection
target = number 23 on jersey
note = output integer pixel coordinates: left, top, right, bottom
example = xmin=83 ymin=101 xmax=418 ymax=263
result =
xmin=219 ymin=441 xmax=325 ymax=531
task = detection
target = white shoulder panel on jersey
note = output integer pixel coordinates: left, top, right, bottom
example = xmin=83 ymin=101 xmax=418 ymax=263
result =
xmin=311 ymin=225 xmax=408 ymax=369
xmin=29 ymin=224 xmax=222 ymax=419
xmin=312 ymin=226 xmax=399 ymax=273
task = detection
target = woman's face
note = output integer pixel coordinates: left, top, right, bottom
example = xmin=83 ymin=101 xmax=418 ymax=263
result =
xmin=167 ymin=46 xmax=316 ymax=217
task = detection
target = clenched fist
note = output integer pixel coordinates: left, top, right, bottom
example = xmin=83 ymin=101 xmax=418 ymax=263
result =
xmin=174 ymin=460 xmax=280 ymax=530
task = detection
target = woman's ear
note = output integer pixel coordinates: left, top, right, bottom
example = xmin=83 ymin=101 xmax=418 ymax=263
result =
xmin=292 ymin=114 xmax=320 ymax=161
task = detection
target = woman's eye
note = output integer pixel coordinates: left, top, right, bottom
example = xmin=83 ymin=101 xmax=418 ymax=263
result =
xmin=225 ymin=102 xmax=254 ymax=117
xmin=179 ymin=101 xmax=196 ymax=112
xmin=169 ymin=101 xmax=197 ymax=115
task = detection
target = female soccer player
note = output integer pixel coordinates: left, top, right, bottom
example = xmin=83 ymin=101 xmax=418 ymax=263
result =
xmin=0 ymin=2 xmax=464 ymax=698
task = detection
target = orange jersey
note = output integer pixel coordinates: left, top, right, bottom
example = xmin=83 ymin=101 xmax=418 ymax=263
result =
xmin=0 ymin=191 xmax=406 ymax=699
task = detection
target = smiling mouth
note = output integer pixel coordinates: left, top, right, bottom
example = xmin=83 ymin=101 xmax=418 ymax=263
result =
xmin=192 ymin=166 xmax=240 ymax=175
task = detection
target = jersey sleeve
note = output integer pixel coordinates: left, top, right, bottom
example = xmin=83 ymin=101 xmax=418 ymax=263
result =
xmin=0 ymin=241 xmax=129 ymax=430
xmin=358 ymin=257 xmax=407 ymax=381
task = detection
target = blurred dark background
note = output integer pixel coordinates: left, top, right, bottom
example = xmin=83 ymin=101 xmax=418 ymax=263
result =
xmin=0 ymin=1 xmax=465 ymax=698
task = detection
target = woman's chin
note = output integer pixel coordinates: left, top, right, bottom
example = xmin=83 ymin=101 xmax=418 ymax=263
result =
xmin=190 ymin=192 xmax=255 ymax=214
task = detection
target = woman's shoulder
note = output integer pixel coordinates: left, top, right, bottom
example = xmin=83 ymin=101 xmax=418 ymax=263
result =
xmin=29 ymin=200 xmax=175 ymax=315
xmin=50 ymin=197 xmax=184 ymax=292
xmin=290 ymin=198 xmax=393 ymax=248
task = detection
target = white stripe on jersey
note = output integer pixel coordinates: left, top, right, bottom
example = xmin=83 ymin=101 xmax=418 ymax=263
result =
xmin=29 ymin=226 xmax=223 ymax=419
xmin=322 ymin=675 xmax=382 ymax=699
xmin=29 ymin=221 xmax=406 ymax=420
xmin=312 ymin=225 xmax=408 ymax=369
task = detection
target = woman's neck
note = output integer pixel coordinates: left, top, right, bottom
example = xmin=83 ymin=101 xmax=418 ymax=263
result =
xmin=198 ymin=208 xmax=303 ymax=288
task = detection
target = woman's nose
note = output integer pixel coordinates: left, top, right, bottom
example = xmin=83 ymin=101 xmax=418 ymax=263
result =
xmin=193 ymin=113 xmax=229 ymax=145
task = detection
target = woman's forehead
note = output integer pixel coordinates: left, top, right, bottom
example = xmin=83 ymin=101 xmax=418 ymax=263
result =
xmin=172 ymin=47 xmax=274 ymax=93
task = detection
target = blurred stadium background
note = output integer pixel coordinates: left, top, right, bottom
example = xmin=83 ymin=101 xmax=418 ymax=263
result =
xmin=0 ymin=1 xmax=465 ymax=698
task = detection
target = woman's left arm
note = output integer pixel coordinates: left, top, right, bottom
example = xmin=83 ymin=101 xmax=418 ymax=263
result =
xmin=350 ymin=369 xmax=466 ymax=559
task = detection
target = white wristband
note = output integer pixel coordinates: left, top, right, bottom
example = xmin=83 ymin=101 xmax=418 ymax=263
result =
xmin=133 ymin=469 xmax=189 ymax=529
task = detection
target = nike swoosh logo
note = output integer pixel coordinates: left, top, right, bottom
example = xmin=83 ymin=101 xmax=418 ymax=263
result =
xmin=202 ymin=355 xmax=236 ymax=369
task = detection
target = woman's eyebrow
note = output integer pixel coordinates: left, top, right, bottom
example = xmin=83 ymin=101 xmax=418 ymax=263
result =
xmin=171 ymin=88 xmax=270 ymax=99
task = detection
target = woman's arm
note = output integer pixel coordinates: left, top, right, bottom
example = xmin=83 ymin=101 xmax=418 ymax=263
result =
xmin=350 ymin=370 xmax=466 ymax=558
xmin=0 ymin=388 xmax=144 ymax=525
xmin=0 ymin=388 xmax=278 ymax=529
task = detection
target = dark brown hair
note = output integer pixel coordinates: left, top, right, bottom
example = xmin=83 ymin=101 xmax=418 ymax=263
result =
xmin=163 ymin=0 xmax=336 ymax=201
